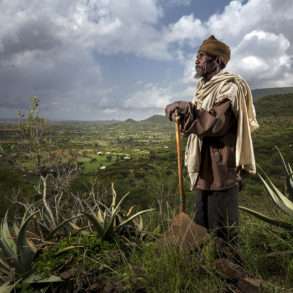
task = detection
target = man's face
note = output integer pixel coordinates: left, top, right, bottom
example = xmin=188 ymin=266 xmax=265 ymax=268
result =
xmin=194 ymin=51 xmax=217 ymax=78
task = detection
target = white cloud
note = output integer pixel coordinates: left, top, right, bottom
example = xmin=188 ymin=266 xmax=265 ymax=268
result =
xmin=228 ymin=30 xmax=291 ymax=87
xmin=124 ymin=84 xmax=172 ymax=110
xmin=165 ymin=15 xmax=207 ymax=46
xmin=123 ymin=81 xmax=194 ymax=117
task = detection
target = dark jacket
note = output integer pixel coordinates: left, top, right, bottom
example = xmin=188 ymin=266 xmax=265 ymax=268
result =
xmin=182 ymin=98 xmax=239 ymax=190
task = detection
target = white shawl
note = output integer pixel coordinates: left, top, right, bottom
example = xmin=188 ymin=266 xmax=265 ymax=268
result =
xmin=185 ymin=70 xmax=259 ymax=190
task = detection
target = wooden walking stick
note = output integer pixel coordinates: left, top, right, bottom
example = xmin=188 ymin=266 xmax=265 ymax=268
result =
xmin=175 ymin=111 xmax=186 ymax=213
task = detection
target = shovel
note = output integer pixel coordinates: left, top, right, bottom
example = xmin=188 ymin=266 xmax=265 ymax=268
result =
xmin=160 ymin=111 xmax=207 ymax=251
xmin=175 ymin=111 xmax=186 ymax=214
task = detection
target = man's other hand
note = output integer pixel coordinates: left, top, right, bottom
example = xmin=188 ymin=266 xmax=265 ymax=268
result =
xmin=165 ymin=101 xmax=190 ymax=121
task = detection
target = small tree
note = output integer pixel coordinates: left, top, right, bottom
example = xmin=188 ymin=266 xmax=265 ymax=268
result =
xmin=17 ymin=96 xmax=48 ymax=172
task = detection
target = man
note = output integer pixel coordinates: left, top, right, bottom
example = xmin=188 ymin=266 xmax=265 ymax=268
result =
xmin=165 ymin=35 xmax=259 ymax=259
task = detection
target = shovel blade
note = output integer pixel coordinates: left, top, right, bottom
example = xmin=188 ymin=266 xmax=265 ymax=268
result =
xmin=161 ymin=212 xmax=208 ymax=252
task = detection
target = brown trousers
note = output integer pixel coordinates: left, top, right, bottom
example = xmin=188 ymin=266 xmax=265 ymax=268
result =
xmin=194 ymin=185 xmax=239 ymax=246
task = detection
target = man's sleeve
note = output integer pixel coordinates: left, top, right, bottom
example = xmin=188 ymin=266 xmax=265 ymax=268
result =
xmin=181 ymin=98 xmax=235 ymax=137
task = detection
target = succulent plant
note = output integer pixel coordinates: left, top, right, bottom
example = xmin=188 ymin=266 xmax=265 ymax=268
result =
xmin=0 ymin=210 xmax=38 ymax=277
xmin=83 ymin=183 xmax=155 ymax=241
xmin=33 ymin=174 xmax=82 ymax=240
xmin=0 ymin=210 xmax=64 ymax=291
xmin=240 ymin=147 xmax=293 ymax=230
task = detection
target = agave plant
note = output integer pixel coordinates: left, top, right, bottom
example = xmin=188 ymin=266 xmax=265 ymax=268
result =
xmin=83 ymin=183 xmax=155 ymax=241
xmin=275 ymin=146 xmax=293 ymax=200
xmin=32 ymin=174 xmax=82 ymax=240
xmin=240 ymin=147 xmax=293 ymax=230
xmin=0 ymin=281 xmax=17 ymax=293
xmin=0 ymin=210 xmax=38 ymax=282
xmin=0 ymin=210 xmax=64 ymax=291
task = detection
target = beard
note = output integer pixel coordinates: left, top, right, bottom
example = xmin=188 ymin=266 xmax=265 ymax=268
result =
xmin=194 ymin=65 xmax=206 ymax=79
xmin=194 ymin=61 xmax=219 ymax=79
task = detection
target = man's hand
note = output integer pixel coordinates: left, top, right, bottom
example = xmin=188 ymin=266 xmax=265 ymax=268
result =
xmin=165 ymin=101 xmax=191 ymax=121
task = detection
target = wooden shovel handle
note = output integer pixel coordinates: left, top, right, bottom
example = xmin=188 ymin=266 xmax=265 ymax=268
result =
xmin=175 ymin=111 xmax=186 ymax=213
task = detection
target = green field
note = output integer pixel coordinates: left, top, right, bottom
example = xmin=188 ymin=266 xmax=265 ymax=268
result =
xmin=0 ymin=93 xmax=293 ymax=292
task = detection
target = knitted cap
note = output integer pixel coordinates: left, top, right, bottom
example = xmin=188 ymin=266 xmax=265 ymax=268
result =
xmin=199 ymin=35 xmax=231 ymax=65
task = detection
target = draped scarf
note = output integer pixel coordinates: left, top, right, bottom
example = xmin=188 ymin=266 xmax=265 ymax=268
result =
xmin=185 ymin=70 xmax=259 ymax=190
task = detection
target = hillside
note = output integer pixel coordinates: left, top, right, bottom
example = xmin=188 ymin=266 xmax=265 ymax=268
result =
xmin=254 ymin=93 xmax=293 ymax=117
xmin=252 ymin=86 xmax=293 ymax=100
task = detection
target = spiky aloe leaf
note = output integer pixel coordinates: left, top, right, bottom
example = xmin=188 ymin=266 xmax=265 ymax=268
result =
xmin=47 ymin=214 xmax=82 ymax=239
xmin=0 ymin=212 xmax=16 ymax=257
xmin=0 ymin=214 xmax=17 ymax=267
xmin=111 ymin=192 xmax=130 ymax=218
xmin=258 ymin=167 xmax=293 ymax=216
xmin=16 ymin=211 xmax=38 ymax=275
xmin=69 ymin=222 xmax=81 ymax=231
xmin=23 ymin=274 xmax=63 ymax=284
xmin=126 ymin=206 xmax=135 ymax=217
xmin=0 ymin=267 xmax=9 ymax=278
xmin=0 ymin=257 xmax=10 ymax=274
xmin=275 ymin=146 xmax=293 ymax=200
xmin=258 ymin=172 xmax=293 ymax=216
xmin=96 ymin=209 xmax=105 ymax=226
xmin=132 ymin=215 xmax=144 ymax=232
xmin=288 ymin=162 xmax=293 ymax=178
xmin=258 ymin=173 xmax=285 ymax=210
xmin=82 ymin=212 xmax=105 ymax=238
xmin=0 ymin=281 xmax=15 ymax=293
xmin=275 ymin=146 xmax=290 ymax=175
xmin=118 ymin=208 xmax=155 ymax=228
xmin=111 ymin=182 xmax=117 ymax=214
xmin=68 ymin=222 xmax=89 ymax=236
xmin=239 ymin=206 xmax=293 ymax=230
xmin=102 ymin=192 xmax=130 ymax=239
xmin=13 ymin=223 xmax=20 ymax=238
xmin=54 ymin=245 xmax=83 ymax=256
xmin=287 ymin=162 xmax=293 ymax=200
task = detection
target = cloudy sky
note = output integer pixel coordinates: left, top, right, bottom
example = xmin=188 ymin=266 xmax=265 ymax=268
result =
xmin=0 ymin=0 xmax=292 ymax=121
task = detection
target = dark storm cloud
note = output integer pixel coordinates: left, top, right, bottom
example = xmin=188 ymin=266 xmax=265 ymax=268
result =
xmin=0 ymin=1 xmax=107 ymax=119
xmin=0 ymin=19 xmax=62 ymax=62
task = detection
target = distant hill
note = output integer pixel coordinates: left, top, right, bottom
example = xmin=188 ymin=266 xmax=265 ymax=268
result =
xmin=141 ymin=114 xmax=167 ymax=124
xmin=252 ymin=87 xmax=293 ymax=100
xmin=124 ymin=118 xmax=137 ymax=123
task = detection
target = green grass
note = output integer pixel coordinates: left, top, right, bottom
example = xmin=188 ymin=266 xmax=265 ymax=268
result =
xmin=27 ymin=214 xmax=293 ymax=292
xmin=117 ymin=242 xmax=225 ymax=293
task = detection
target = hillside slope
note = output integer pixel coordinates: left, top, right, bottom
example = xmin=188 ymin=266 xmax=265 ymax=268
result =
xmin=254 ymin=93 xmax=293 ymax=117
xmin=252 ymin=87 xmax=293 ymax=99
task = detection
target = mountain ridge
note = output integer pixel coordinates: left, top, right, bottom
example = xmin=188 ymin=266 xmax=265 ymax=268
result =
xmin=1 ymin=87 xmax=292 ymax=124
